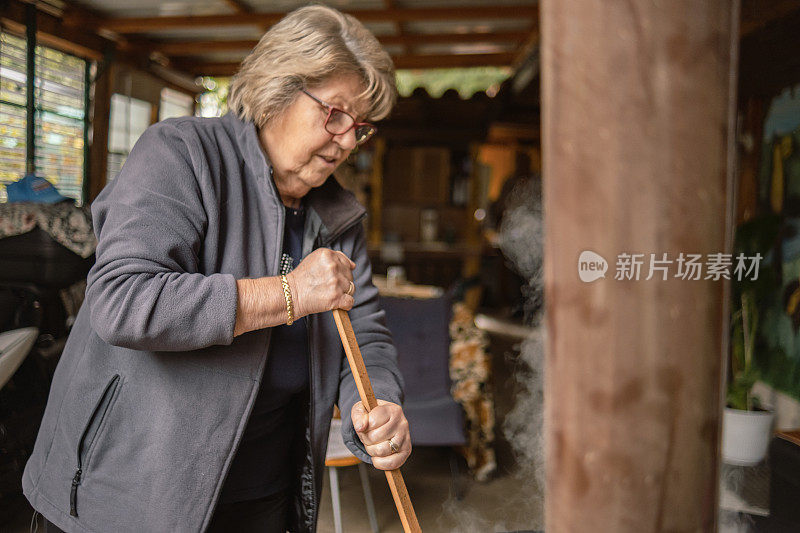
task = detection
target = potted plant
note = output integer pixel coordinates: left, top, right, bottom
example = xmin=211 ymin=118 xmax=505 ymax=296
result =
xmin=722 ymin=291 xmax=774 ymax=465
xmin=722 ymin=214 xmax=779 ymax=466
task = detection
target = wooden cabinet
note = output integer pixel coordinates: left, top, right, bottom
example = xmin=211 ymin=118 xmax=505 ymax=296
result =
xmin=382 ymin=147 xmax=450 ymax=205
xmin=364 ymin=141 xmax=487 ymax=303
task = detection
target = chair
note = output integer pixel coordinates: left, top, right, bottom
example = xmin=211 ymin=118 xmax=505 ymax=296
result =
xmin=325 ymin=416 xmax=379 ymax=533
xmin=381 ymin=293 xmax=467 ymax=496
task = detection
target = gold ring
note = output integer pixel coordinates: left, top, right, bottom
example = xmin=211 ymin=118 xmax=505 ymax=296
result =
xmin=389 ymin=437 xmax=399 ymax=454
xmin=346 ymin=281 xmax=354 ymax=296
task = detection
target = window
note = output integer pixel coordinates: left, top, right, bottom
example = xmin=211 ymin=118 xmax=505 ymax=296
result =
xmin=35 ymin=43 xmax=87 ymax=203
xmin=0 ymin=31 xmax=27 ymax=202
xmin=107 ymin=93 xmax=151 ymax=182
xmin=0 ymin=28 xmax=87 ymax=204
xmin=159 ymin=87 xmax=193 ymax=121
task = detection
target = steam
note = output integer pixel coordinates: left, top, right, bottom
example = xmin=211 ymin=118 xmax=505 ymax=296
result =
xmin=498 ymin=176 xmax=546 ymax=527
xmin=718 ymin=464 xmax=764 ymax=532
xmin=719 ymin=510 xmax=754 ymax=532
xmin=502 ymin=332 xmax=546 ymax=510
xmin=441 ymin=177 xmax=545 ymax=532
xmin=498 ymin=177 xmax=544 ymax=326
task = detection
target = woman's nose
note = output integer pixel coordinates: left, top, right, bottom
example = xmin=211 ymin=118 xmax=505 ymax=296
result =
xmin=332 ymin=128 xmax=358 ymax=151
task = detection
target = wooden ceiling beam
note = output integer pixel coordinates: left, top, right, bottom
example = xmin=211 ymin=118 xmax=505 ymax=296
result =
xmin=180 ymin=52 xmax=516 ymax=76
xmin=155 ymin=39 xmax=257 ymax=55
xmin=59 ymin=1 xmax=161 ymax=56
xmin=509 ymin=24 xmax=541 ymax=94
xmin=221 ymin=0 xmax=271 ymax=36
xmin=223 ymin=0 xmax=253 ymax=14
xmin=59 ymin=0 xmax=203 ymax=90
xmin=343 ymin=29 xmax=535 ymax=47
xmin=366 ymin=52 xmax=515 ymax=69
xmin=100 ymin=6 xmax=539 ymax=33
xmin=2 ymin=0 xmax=110 ymax=60
xmin=383 ymin=0 xmax=408 ymax=56
xmin=152 ymin=30 xmax=531 ymax=56
xmin=3 ymin=0 xmax=200 ymax=94
xmin=61 ymin=1 xmax=107 ymax=31
xmin=0 ymin=16 xmax=104 ymax=61
xmin=62 ymin=0 xmax=793 ymax=41
xmin=511 ymin=26 xmax=540 ymax=70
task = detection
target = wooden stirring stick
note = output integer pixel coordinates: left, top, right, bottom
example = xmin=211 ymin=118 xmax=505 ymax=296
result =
xmin=332 ymin=308 xmax=422 ymax=533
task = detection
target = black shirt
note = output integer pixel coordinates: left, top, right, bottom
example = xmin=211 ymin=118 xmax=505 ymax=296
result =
xmin=219 ymin=205 xmax=309 ymax=503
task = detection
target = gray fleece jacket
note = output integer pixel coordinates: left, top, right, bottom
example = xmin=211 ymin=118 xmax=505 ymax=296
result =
xmin=22 ymin=112 xmax=404 ymax=533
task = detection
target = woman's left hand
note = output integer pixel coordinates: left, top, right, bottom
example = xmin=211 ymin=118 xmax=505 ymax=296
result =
xmin=351 ymin=399 xmax=411 ymax=470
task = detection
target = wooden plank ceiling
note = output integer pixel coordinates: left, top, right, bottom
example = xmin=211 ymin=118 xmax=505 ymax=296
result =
xmin=54 ymin=0 xmax=541 ymax=77
xmin=3 ymin=0 xmax=799 ymax=88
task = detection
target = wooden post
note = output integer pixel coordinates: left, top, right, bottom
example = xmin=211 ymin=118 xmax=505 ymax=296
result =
xmin=736 ymin=97 xmax=765 ymax=225
xmin=369 ymin=137 xmax=386 ymax=247
xmin=462 ymin=142 xmax=484 ymax=311
xmin=541 ymin=1 xmax=739 ymax=531
xmin=88 ymin=54 xmax=114 ymax=203
xmin=24 ymin=3 xmax=36 ymax=175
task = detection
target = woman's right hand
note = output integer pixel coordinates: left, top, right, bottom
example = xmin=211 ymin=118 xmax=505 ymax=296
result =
xmin=287 ymin=248 xmax=356 ymax=318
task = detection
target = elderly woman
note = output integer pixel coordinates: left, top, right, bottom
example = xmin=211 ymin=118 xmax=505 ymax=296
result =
xmin=23 ymin=5 xmax=409 ymax=533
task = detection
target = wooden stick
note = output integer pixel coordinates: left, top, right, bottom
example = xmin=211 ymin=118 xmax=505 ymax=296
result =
xmin=332 ymin=308 xmax=422 ymax=533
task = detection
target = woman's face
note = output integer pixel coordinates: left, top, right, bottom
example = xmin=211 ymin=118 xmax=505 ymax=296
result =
xmin=259 ymin=73 xmax=368 ymax=205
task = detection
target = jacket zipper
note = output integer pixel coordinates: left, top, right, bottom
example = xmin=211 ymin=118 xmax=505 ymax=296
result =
xmin=296 ymin=205 xmax=363 ymax=528
xmin=306 ymin=216 xmax=363 ymax=528
xmin=305 ymin=236 xmax=321 ymax=529
xmin=70 ymin=373 xmax=121 ymax=517
xmin=307 ymin=320 xmax=319 ymax=528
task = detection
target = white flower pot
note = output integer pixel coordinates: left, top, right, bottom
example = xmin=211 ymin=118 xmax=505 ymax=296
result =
xmin=722 ymin=407 xmax=774 ymax=466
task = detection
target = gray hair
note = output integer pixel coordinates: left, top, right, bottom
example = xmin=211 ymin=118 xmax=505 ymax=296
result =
xmin=228 ymin=4 xmax=397 ymax=127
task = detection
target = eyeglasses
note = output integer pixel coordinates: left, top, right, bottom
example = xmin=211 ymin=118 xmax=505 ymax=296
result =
xmin=301 ymin=89 xmax=377 ymax=146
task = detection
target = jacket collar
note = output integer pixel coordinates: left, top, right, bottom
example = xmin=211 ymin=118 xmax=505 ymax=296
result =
xmin=305 ymin=177 xmax=366 ymax=246
xmin=223 ymin=112 xmax=366 ymax=245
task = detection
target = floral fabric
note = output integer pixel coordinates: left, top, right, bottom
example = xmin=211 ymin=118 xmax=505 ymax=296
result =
xmin=0 ymin=202 xmax=96 ymax=258
xmin=449 ymin=302 xmax=497 ymax=481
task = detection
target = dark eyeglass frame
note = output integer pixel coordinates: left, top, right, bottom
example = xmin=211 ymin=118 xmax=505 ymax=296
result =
xmin=301 ymin=89 xmax=376 ymax=146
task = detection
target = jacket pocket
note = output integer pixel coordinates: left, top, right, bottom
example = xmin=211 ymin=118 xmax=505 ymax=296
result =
xmin=70 ymin=374 xmax=121 ymax=517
